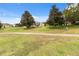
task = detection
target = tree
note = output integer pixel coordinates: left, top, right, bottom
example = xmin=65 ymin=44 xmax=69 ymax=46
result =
xmin=63 ymin=3 xmax=79 ymax=25
xmin=63 ymin=9 xmax=74 ymax=24
xmin=0 ymin=21 xmax=3 ymax=29
xmin=15 ymin=23 xmax=22 ymax=27
xmin=73 ymin=3 xmax=79 ymax=24
xmin=46 ymin=5 xmax=64 ymax=26
xmin=20 ymin=11 xmax=35 ymax=28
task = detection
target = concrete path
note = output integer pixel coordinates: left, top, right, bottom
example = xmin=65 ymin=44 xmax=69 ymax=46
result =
xmin=0 ymin=32 xmax=79 ymax=37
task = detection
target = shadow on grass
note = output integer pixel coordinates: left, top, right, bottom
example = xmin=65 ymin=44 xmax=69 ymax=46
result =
xmin=11 ymin=40 xmax=45 ymax=56
xmin=23 ymin=27 xmax=36 ymax=30
xmin=47 ymin=25 xmax=66 ymax=29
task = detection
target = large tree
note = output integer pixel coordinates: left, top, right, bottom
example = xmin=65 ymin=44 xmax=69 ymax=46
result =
xmin=63 ymin=3 xmax=79 ymax=25
xmin=46 ymin=5 xmax=64 ymax=26
xmin=20 ymin=11 xmax=35 ymax=28
xmin=0 ymin=21 xmax=3 ymax=29
xmin=73 ymin=4 xmax=79 ymax=23
xmin=63 ymin=9 xmax=75 ymax=24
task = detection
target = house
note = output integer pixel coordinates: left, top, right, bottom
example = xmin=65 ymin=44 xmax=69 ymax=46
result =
xmin=2 ymin=23 xmax=14 ymax=28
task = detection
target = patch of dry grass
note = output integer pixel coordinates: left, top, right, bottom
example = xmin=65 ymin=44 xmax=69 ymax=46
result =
xmin=1 ymin=25 xmax=79 ymax=34
xmin=0 ymin=34 xmax=79 ymax=56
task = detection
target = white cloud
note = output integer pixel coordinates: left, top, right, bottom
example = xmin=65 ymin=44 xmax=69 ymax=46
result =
xmin=0 ymin=16 xmax=48 ymax=24
xmin=0 ymin=17 xmax=21 ymax=24
xmin=33 ymin=16 xmax=48 ymax=22
xmin=0 ymin=9 xmax=20 ymax=18
xmin=0 ymin=9 xmax=21 ymax=24
xmin=0 ymin=9 xmax=48 ymax=24
xmin=0 ymin=15 xmax=48 ymax=24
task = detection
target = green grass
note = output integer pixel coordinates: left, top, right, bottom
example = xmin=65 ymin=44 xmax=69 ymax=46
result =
xmin=1 ymin=25 xmax=79 ymax=34
xmin=0 ymin=34 xmax=79 ymax=56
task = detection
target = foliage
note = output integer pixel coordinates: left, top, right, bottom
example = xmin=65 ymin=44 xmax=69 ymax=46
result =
xmin=20 ymin=11 xmax=35 ymax=28
xmin=46 ymin=5 xmax=65 ymax=26
xmin=15 ymin=23 xmax=22 ymax=27
xmin=0 ymin=21 xmax=3 ymax=29
xmin=64 ymin=7 xmax=75 ymax=24
xmin=63 ymin=3 xmax=79 ymax=25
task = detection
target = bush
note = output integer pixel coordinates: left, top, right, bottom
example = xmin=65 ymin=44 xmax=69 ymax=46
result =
xmin=15 ymin=23 xmax=22 ymax=27
xmin=0 ymin=22 xmax=3 ymax=29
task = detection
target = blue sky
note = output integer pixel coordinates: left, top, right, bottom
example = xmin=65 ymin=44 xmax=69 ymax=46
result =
xmin=0 ymin=3 xmax=67 ymax=24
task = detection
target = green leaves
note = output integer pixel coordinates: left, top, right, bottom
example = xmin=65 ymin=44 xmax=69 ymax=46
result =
xmin=20 ymin=11 xmax=35 ymax=28
xmin=0 ymin=21 xmax=3 ymax=29
xmin=47 ymin=5 xmax=65 ymax=26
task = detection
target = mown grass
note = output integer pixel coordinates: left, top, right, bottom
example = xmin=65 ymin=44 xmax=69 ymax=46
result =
xmin=0 ymin=34 xmax=79 ymax=56
xmin=1 ymin=25 xmax=79 ymax=34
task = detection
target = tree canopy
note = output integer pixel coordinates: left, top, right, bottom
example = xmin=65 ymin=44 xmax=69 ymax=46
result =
xmin=46 ymin=5 xmax=65 ymax=26
xmin=0 ymin=21 xmax=3 ymax=29
xmin=20 ymin=11 xmax=35 ymax=28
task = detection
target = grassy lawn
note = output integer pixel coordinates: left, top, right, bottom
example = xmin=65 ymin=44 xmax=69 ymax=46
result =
xmin=0 ymin=25 xmax=79 ymax=34
xmin=0 ymin=34 xmax=79 ymax=56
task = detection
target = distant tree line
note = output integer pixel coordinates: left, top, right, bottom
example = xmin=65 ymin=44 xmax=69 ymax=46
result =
xmin=1 ymin=4 xmax=79 ymax=29
xmin=46 ymin=3 xmax=79 ymax=26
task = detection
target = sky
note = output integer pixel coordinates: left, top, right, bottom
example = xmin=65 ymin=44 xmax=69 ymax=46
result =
xmin=0 ymin=3 xmax=67 ymax=24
